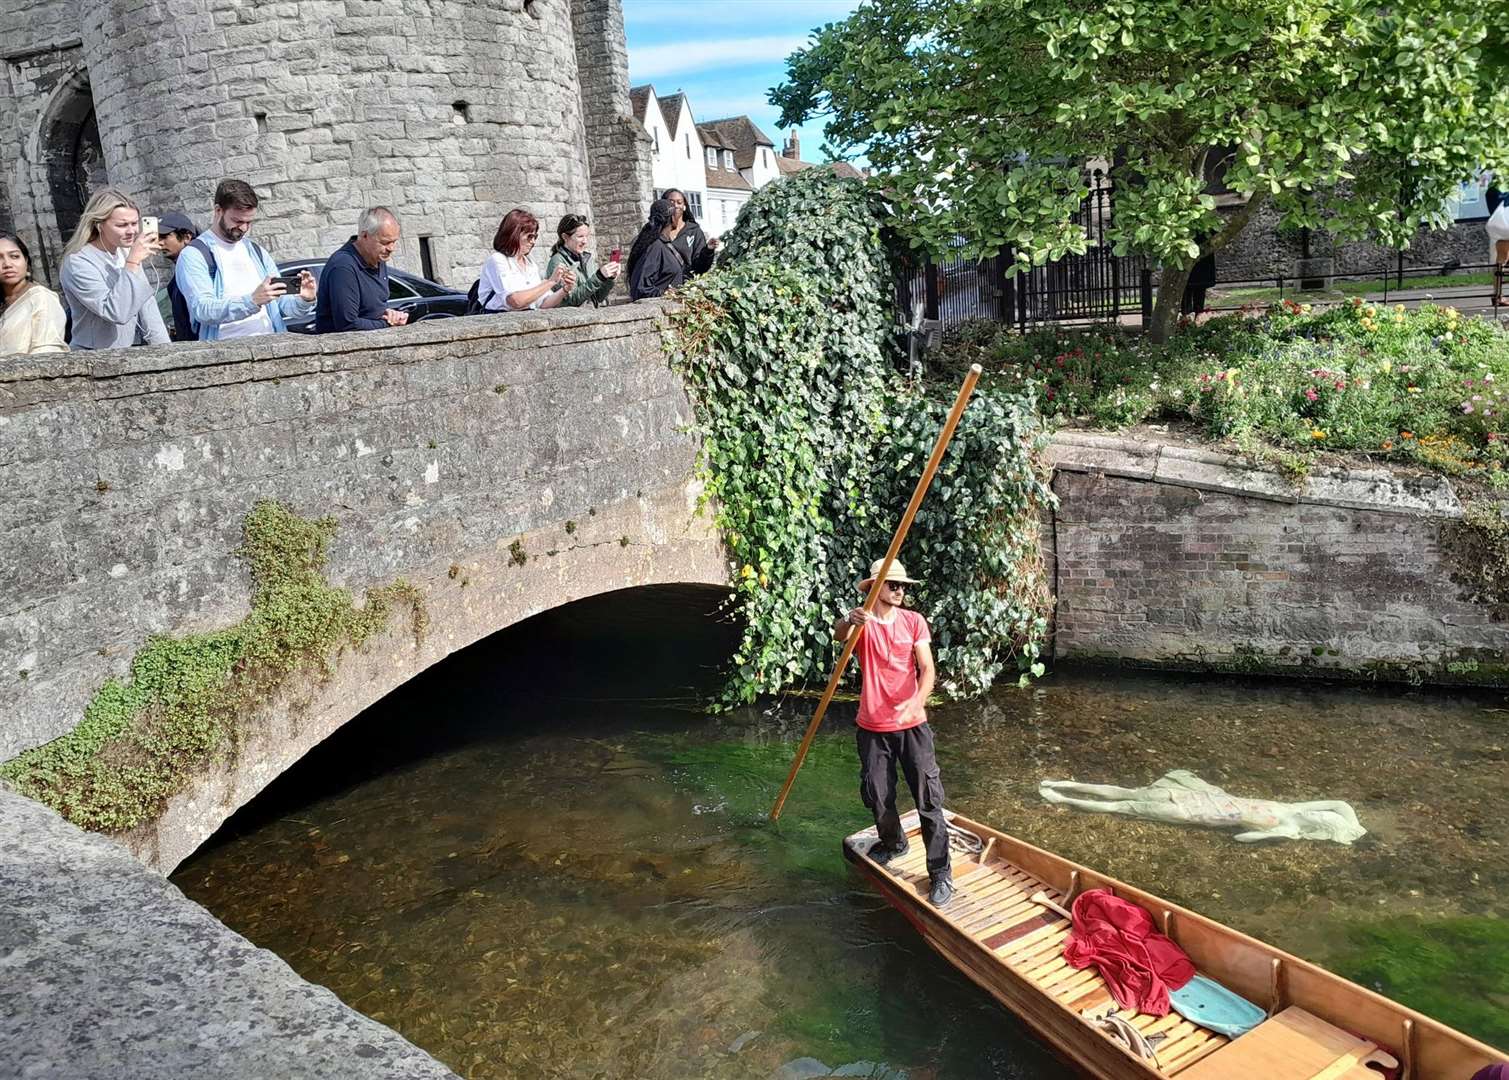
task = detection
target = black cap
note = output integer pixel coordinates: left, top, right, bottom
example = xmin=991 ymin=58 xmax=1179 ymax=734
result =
xmin=156 ymin=211 xmax=196 ymax=236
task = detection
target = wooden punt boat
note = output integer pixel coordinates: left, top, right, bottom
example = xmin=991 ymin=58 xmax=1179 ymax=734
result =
xmin=843 ymin=810 xmax=1507 ymax=1079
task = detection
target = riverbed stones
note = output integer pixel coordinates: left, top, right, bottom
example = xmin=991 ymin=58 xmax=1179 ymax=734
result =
xmin=0 ymin=785 xmax=459 ymax=1079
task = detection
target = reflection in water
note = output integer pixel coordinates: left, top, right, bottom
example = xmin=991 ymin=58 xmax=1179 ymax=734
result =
xmin=173 ymin=588 xmax=1509 ymax=1077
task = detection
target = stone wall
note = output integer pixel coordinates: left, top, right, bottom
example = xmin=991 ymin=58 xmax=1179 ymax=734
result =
xmin=1045 ymin=433 xmax=1509 ymax=684
xmin=3 ymin=1 xmax=652 ymax=290
xmin=0 ymin=785 xmax=460 ymax=1079
xmin=0 ymin=2 xmax=89 ymax=280
xmin=0 ymin=305 xmax=727 ymax=868
xmin=1216 ymin=198 xmax=1490 ymax=284
xmin=571 ymin=0 xmax=655 ymax=260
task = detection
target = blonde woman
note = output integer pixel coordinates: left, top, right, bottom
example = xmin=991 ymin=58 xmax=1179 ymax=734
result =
xmin=59 ymin=188 xmax=170 ymax=350
xmin=0 ymin=232 xmax=67 ymax=355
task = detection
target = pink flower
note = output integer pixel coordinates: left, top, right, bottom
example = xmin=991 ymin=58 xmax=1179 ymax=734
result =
xmin=1463 ymin=402 xmax=1475 ymax=414
xmin=1334 ymin=380 xmax=1346 ymax=391
xmin=1305 ymin=387 xmax=1319 ymax=402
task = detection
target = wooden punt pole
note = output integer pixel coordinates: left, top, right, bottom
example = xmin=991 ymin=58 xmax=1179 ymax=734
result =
xmin=769 ymin=363 xmax=984 ymax=821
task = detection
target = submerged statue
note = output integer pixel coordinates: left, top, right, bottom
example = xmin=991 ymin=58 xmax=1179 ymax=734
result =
xmin=1039 ymin=770 xmax=1367 ymax=845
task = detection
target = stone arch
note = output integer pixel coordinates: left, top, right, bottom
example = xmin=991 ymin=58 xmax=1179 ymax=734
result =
xmin=36 ymin=68 xmax=104 ymax=250
xmin=122 ymin=526 xmax=729 ymax=875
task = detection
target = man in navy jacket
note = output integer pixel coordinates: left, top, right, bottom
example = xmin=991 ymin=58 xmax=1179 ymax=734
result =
xmin=315 ymin=207 xmax=409 ymax=333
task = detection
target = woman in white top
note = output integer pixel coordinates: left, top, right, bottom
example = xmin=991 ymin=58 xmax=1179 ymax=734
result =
xmin=58 ymin=188 xmax=169 ymax=350
xmin=0 ymin=232 xmax=67 ymax=356
xmin=478 ymin=208 xmax=576 ymax=312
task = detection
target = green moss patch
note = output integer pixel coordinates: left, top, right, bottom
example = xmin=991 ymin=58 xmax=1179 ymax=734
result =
xmin=0 ymin=500 xmax=425 ymax=833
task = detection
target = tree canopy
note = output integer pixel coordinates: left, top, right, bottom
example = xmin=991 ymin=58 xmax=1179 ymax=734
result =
xmin=774 ymin=0 xmax=1508 ymax=338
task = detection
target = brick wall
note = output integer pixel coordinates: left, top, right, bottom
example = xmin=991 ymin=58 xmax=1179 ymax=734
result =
xmin=1045 ymin=434 xmax=1509 ymax=685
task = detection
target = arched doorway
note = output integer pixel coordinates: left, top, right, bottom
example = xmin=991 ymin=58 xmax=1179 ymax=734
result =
xmin=40 ymin=70 xmax=105 ymax=253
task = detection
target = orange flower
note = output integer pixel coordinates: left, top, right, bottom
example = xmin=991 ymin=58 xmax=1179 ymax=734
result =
xmin=1401 ymin=431 xmax=1414 ymax=439
xmin=1381 ymin=440 xmax=1394 ymax=451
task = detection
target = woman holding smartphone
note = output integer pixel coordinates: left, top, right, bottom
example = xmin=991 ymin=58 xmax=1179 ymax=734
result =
xmin=59 ymin=189 xmax=170 ymax=350
xmin=544 ymin=214 xmax=620 ymax=307
xmin=477 ymin=208 xmax=576 ymax=312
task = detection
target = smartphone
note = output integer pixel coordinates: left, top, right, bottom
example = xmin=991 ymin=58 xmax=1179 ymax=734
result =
xmin=610 ymin=248 xmax=622 ymax=263
xmin=140 ymin=216 xmax=159 ymax=237
xmin=271 ymin=273 xmax=304 ymax=292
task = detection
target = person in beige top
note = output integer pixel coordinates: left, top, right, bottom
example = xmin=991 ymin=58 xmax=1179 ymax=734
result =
xmin=0 ymin=232 xmax=67 ymax=356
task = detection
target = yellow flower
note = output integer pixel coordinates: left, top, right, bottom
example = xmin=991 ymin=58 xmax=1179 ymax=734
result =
xmin=1393 ymin=304 xmax=1405 ymax=314
xmin=740 ymin=564 xmax=755 ymax=579
xmin=1379 ymin=359 xmax=1392 ymax=374
xmin=1407 ymin=386 xmax=1421 ymax=394
xmin=1311 ymin=429 xmax=1327 ymax=440
xmin=1299 ymin=304 xmax=1312 ymax=314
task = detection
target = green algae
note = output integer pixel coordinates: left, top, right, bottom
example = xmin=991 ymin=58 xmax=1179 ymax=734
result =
xmin=1331 ymin=916 xmax=1509 ymax=1048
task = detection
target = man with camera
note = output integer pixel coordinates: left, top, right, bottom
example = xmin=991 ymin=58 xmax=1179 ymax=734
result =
xmin=174 ymin=179 xmax=315 ymax=341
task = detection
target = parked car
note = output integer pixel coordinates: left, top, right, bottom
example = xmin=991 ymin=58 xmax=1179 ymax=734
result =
xmin=277 ymin=259 xmax=469 ymax=333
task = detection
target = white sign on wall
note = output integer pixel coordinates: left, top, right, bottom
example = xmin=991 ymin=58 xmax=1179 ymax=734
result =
xmin=1449 ymin=173 xmax=1491 ymax=221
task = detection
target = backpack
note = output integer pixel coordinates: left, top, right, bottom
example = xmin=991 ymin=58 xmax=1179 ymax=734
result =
xmin=178 ymin=236 xmax=273 ymax=338
xmin=465 ymin=278 xmax=487 ymax=315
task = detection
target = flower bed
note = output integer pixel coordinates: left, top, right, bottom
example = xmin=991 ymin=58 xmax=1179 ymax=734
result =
xmin=960 ymin=299 xmax=1509 ymax=483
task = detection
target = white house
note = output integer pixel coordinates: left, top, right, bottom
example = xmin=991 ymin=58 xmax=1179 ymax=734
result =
xmin=630 ymin=85 xmax=708 ymax=221
xmin=630 ymin=86 xmax=866 ymax=240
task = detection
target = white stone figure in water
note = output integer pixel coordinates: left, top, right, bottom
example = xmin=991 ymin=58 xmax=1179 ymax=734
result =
xmin=1038 ymin=770 xmax=1366 ymax=844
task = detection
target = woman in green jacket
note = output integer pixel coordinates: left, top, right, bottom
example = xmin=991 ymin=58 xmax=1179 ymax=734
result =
xmin=543 ymin=213 xmax=621 ymax=307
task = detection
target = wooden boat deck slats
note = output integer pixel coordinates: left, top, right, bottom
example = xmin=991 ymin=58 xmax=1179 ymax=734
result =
xmin=873 ymin=835 xmax=1230 ymax=1075
xmin=848 ymin=814 xmax=1506 ymax=1079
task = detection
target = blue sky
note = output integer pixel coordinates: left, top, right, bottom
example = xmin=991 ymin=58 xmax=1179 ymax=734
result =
xmin=623 ymin=0 xmax=862 ymax=163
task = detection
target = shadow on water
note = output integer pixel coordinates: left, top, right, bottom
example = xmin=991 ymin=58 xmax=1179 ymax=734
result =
xmin=174 ymin=590 xmax=1509 ymax=1078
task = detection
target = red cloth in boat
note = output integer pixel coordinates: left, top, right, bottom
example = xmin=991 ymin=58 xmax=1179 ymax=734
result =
xmin=1062 ymin=888 xmax=1196 ymax=1016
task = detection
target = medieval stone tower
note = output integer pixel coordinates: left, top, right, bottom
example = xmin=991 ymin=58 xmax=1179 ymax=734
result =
xmin=0 ymin=0 xmax=652 ymax=287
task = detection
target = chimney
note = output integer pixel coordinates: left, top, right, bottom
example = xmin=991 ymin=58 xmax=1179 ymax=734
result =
xmin=784 ymin=130 xmax=800 ymax=160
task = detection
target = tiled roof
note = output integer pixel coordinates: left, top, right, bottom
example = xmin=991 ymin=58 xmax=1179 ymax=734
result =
xmin=658 ymin=92 xmax=688 ymax=139
xmin=697 ymin=116 xmax=776 ymax=170
xmin=694 ymin=122 xmax=734 ymax=151
xmin=776 ymin=156 xmax=865 ymax=180
xmin=629 ymin=84 xmax=652 ymax=125
xmin=705 ymin=164 xmax=752 ymax=192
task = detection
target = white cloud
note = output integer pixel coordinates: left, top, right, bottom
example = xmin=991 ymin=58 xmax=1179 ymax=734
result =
xmin=629 ymin=34 xmax=811 ymax=80
xmin=625 ymin=1 xmax=860 ymax=31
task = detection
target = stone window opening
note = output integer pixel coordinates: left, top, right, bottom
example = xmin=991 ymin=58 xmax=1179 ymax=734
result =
xmin=524 ymin=0 xmax=541 ymax=19
xmin=452 ymin=101 xmax=470 ymax=124
xmin=254 ymin=112 xmax=268 ymax=134
xmin=684 ymin=133 xmax=690 ymax=158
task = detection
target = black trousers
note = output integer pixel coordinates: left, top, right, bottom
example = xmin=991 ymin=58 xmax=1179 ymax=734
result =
xmin=857 ymin=723 xmax=951 ymax=877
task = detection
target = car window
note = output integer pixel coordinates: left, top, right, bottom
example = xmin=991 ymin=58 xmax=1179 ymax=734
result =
xmin=393 ymin=271 xmax=447 ymax=297
xmin=387 ymin=276 xmax=417 ymax=300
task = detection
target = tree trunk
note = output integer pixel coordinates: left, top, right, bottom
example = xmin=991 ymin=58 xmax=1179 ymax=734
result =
xmin=1147 ymin=263 xmax=1193 ymax=344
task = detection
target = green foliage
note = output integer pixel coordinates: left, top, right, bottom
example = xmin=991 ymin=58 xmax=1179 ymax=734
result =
xmin=665 ymin=170 xmax=1053 ymax=705
xmin=774 ymin=0 xmax=1507 ymax=337
xmin=0 ymin=501 xmax=425 ymax=832
xmin=986 ymin=302 xmax=1509 ymax=479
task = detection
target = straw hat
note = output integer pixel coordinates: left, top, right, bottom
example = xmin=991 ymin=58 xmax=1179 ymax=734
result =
xmin=858 ymin=558 xmax=919 ymax=589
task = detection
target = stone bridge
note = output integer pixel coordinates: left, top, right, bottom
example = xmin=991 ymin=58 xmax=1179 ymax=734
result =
xmin=0 ymin=303 xmax=727 ymax=872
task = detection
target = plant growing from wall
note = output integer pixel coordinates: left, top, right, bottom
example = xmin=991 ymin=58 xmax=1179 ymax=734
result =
xmin=0 ymin=500 xmax=425 ymax=833
xmin=1441 ymin=500 xmax=1509 ymax=622
xmin=665 ymin=169 xmax=1053 ymax=705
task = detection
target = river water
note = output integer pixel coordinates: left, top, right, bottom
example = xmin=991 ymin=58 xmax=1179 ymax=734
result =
xmin=172 ymin=587 xmax=1509 ymax=1079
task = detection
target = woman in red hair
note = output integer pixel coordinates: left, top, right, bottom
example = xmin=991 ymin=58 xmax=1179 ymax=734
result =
xmin=477 ymin=208 xmax=575 ymax=312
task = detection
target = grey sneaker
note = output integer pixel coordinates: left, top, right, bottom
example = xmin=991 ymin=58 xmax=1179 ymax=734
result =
xmin=869 ymin=841 xmax=909 ymax=866
xmin=928 ymin=873 xmax=955 ymax=907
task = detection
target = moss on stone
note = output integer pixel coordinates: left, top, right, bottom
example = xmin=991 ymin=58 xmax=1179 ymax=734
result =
xmin=0 ymin=500 xmax=425 ymax=834
xmin=1441 ymin=500 xmax=1509 ymax=622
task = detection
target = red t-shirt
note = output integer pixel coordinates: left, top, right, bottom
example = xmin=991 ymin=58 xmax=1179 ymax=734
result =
xmin=854 ymin=608 xmax=931 ymax=732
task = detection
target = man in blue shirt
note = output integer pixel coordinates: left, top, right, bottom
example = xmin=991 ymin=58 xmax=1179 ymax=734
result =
xmin=315 ymin=207 xmax=409 ymax=334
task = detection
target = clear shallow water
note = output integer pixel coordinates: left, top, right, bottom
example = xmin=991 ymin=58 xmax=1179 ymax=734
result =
xmin=173 ymin=589 xmax=1509 ymax=1078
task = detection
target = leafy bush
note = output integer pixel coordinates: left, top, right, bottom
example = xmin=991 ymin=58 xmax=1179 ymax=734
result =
xmin=988 ymin=299 xmax=1509 ymax=479
xmin=665 ymin=170 xmax=1053 ymax=704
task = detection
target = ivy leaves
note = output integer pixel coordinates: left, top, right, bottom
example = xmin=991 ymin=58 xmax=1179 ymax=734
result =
xmin=665 ymin=171 xmax=1053 ymax=706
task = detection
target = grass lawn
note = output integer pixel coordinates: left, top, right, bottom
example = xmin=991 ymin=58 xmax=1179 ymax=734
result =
xmin=1211 ymin=273 xmax=1497 ymax=306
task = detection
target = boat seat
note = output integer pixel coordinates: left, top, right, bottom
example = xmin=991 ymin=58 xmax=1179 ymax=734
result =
xmin=1175 ymin=1006 xmax=1399 ymax=1080
xmin=882 ymin=842 xmax=1230 ymax=1075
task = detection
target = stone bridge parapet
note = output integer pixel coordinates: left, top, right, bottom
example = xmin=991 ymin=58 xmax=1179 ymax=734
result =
xmin=0 ymin=304 xmax=727 ymax=870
